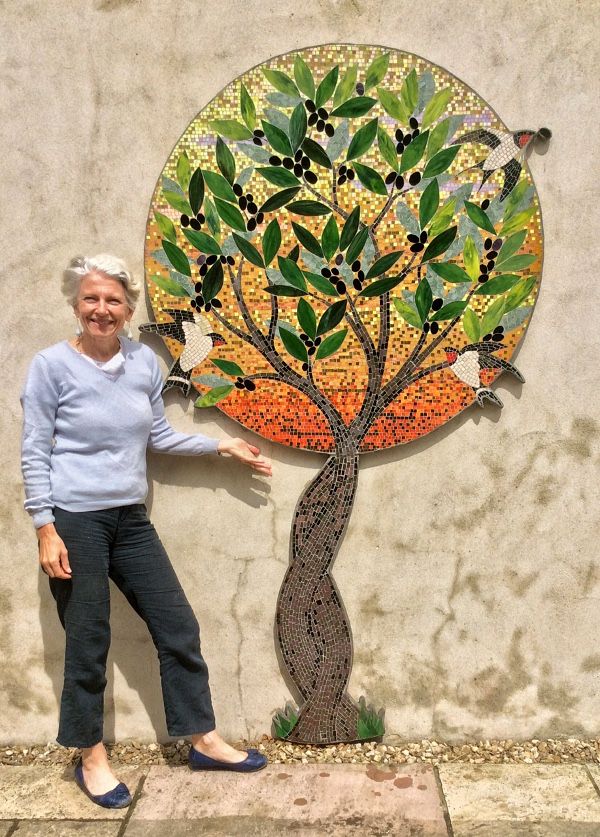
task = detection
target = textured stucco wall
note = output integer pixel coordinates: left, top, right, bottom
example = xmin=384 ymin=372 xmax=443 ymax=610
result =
xmin=1 ymin=0 xmax=599 ymax=745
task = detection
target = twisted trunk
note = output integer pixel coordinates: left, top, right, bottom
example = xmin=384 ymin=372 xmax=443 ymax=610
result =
xmin=276 ymin=446 xmax=360 ymax=743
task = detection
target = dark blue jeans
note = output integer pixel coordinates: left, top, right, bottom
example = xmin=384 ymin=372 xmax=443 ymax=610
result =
xmin=50 ymin=504 xmax=216 ymax=748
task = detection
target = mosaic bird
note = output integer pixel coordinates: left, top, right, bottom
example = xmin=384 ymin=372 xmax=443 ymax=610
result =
xmin=444 ymin=342 xmax=525 ymax=408
xmin=138 ymin=309 xmax=226 ymax=396
xmin=452 ymin=127 xmax=548 ymax=202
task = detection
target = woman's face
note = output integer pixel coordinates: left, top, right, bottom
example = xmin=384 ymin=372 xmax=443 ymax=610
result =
xmin=74 ymin=272 xmax=132 ymax=341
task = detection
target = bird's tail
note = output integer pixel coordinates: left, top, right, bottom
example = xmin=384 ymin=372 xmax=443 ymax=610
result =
xmin=138 ymin=322 xmax=159 ymax=334
xmin=162 ymin=358 xmax=191 ymax=397
xmin=476 ymin=387 xmax=503 ymax=408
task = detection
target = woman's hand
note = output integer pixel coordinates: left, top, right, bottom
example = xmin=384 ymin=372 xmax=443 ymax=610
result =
xmin=217 ymin=438 xmax=272 ymax=477
xmin=37 ymin=524 xmax=72 ymax=579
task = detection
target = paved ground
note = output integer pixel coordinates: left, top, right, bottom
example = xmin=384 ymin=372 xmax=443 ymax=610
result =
xmin=1 ymin=762 xmax=600 ymax=835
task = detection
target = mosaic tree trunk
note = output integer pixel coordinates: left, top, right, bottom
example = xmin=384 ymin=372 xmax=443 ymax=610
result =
xmin=277 ymin=449 xmax=359 ymax=743
xmin=144 ymin=44 xmax=547 ymax=744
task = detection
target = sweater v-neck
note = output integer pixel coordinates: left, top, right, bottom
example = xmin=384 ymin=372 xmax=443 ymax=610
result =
xmin=64 ymin=338 xmax=126 ymax=376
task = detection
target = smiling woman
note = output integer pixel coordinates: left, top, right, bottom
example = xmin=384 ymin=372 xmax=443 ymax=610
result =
xmin=19 ymin=253 xmax=272 ymax=809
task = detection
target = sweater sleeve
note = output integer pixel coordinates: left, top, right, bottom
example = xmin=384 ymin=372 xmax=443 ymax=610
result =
xmin=147 ymin=351 xmax=220 ymax=455
xmin=20 ymin=354 xmax=60 ymax=528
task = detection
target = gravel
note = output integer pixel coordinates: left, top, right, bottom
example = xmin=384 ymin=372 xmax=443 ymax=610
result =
xmin=2 ymin=736 xmax=599 ymax=767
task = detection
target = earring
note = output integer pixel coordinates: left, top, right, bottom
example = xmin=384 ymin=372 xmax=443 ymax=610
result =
xmin=127 ymin=322 xmax=133 ymax=339
xmin=75 ymin=318 xmax=82 ymax=336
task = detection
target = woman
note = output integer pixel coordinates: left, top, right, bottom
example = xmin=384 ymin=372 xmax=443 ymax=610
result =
xmin=21 ymin=254 xmax=271 ymax=809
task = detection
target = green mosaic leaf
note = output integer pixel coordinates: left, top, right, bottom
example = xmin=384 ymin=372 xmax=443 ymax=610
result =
xmin=430 ymin=262 xmax=471 ymax=283
xmin=289 ymin=103 xmax=307 ymax=153
xmin=293 ymin=55 xmax=315 ymax=99
xmin=429 ymin=197 xmax=457 ymax=238
xmin=315 ymin=328 xmax=348 ymax=359
xmin=261 ymin=120 xmax=293 ymax=157
xmin=426 ymin=118 xmax=450 ymax=160
xmin=152 ymin=273 xmax=190 ymax=297
xmin=463 ymin=307 xmax=480 ymax=341
xmin=262 ymin=67 xmax=300 ymax=98
xmin=163 ymin=191 xmax=193 ymax=216
xmin=162 ymin=240 xmax=191 ymax=276
xmin=216 ymin=137 xmax=236 ymax=185
xmin=203 ymin=170 xmax=237 ymax=203
xmin=365 ymin=250 xmax=403 ymax=280
xmin=321 ymin=215 xmax=339 ymax=262
xmin=240 ymin=83 xmax=256 ymax=131
xmin=422 ymin=226 xmax=457 ymax=262
xmin=214 ymin=197 xmax=246 ymax=232
xmin=365 ymin=53 xmax=390 ymax=91
xmin=345 ymin=226 xmax=369 ymax=264
xmin=415 ymin=276 xmax=433 ymax=322
xmin=502 ymin=178 xmax=529 ymax=221
xmin=176 ymin=152 xmax=191 ymax=191
xmin=339 ymin=207 xmax=360 ymax=251
xmin=421 ymin=88 xmax=453 ymax=129
xmin=474 ymin=274 xmax=521 ymax=295
xmin=347 ymin=118 xmax=378 ymax=161
xmin=209 ymin=119 xmax=252 ymax=141
xmin=212 ymin=358 xmax=244 ymax=377
xmin=297 ymin=298 xmax=317 ymax=340
xmin=286 ymin=200 xmax=331 ymax=216
xmin=259 ymin=187 xmax=301 ymax=214
xmin=315 ymin=66 xmax=339 ymax=108
xmin=419 ymin=179 xmax=439 ymax=230
xmin=292 ymin=222 xmax=323 ymax=257
xmin=481 ymin=297 xmax=506 ymax=334
xmin=264 ymin=285 xmax=306 ymax=297
xmin=263 ymin=218 xmax=281 ymax=265
xmin=303 ymin=271 xmax=340 ymax=296
xmin=204 ymin=197 xmax=220 ymax=236
xmin=195 ymin=385 xmax=234 ymax=408
xmin=398 ymin=130 xmax=429 ymax=173
xmin=333 ymin=66 xmax=357 ymax=108
xmin=429 ymin=300 xmax=467 ymax=321
xmin=377 ymin=87 xmax=409 ymax=122
xmin=504 ymin=276 xmax=536 ymax=312
xmin=257 ymin=166 xmax=300 ymax=188
xmin=353 ymin=162 xmax=387 ymax=195
xmin=400 ymin=68 xmax=418 ymax=114
xmin=301 ymin=137 xmax=332 ymax=169
xmin=188 ymin=168 xmax=205 ymax=216
xmin=279 ymin=326 xmax=308 ymax=362
xmin=330 ymin=96 xmax=377 ymax=118
xmin=359 ymin=274 xmax=405 ymax=297
xmin=497 ymin=253 xmax=536 ymax=272
xmin=464 ymin=200 xmax=496 ymax=234
xmin=317 ymin=299 xmax=347 ymax=336
xmin=393 ymin=298 xmax=422 ymax=329
xmin=377 ymin=125 xmax=398 ymax=171
xmin=154 ymin=212 xmax=177 ymax=245
xmin=496 ymin=230 xmax=527 ymax=265
xmin=202 ymin=260 xmax=224 ymax=300
xmin=422 ymin=145 xmax=460 ymax=180
xmin=183 ymin=228 xmax=222 ymax=255
xmin=278 ymin=256 xmax=307 ymax=290
xmin=232 ymin=233 xmax=264 ymax=268
xmin=463 ymin=235 xmax=479 ymax=281
xmin=500 ymin=205 xmax=537 ymax=237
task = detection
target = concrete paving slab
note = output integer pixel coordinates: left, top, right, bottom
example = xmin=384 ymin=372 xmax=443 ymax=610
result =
xmin=13 ymin=823 xmax=121 ymax=836
xmin=0 ymin=766 xmax=146 ymax=820
xmin=0 ymin=823 xmax=14 ymax=837
xmin=587 ymin=763 xmax=600 ymax=793
xmin=439 ymin=764 xmax=600 ymax=831
xmin=129 ymin=763 xmax=448 ymax=835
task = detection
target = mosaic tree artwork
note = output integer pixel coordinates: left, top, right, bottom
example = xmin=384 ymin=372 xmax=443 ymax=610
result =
xmin=143 ymin=45 xmax=549 ymax=744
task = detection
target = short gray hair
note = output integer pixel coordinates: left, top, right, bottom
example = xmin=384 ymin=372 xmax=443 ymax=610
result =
xmin=62 ymin=254 xmax=141 ymax=310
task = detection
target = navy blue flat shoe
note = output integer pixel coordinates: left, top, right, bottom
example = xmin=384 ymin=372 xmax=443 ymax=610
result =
xmin=74 ymin=758 xmax=132 ymax=808
xmin=188 ymin=746 xmax=267 ymax=773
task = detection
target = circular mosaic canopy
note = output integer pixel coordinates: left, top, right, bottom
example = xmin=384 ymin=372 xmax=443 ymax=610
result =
xmin=144 ymin=44 xmax=543 ymax=453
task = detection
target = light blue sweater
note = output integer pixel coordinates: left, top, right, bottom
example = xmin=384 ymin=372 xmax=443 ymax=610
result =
xmin=21 ymin=339 xmax=219 ymax=528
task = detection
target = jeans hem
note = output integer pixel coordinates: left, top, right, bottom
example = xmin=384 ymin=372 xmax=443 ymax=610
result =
xmin=56 ymin=735 xmax=103 ymax=749
xmin=167 ymin=724 xmax=217 ymax=737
